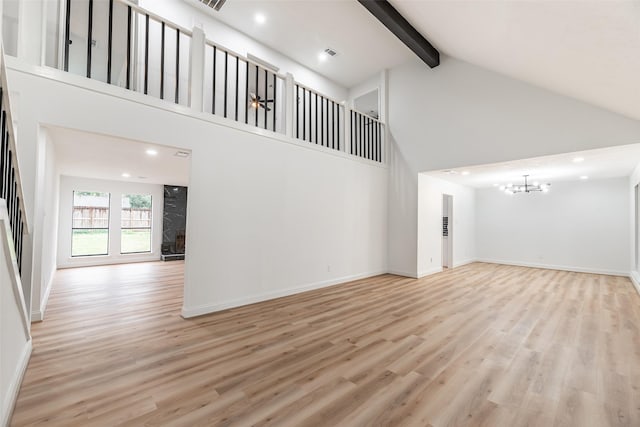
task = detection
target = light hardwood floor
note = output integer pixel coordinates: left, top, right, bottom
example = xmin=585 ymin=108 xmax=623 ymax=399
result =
xmin=11 ymin=262 xmax=640 ymax=426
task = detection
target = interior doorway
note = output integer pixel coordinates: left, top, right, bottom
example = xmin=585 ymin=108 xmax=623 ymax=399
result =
xmin=442 ymin=194 xmax=453 ymax=269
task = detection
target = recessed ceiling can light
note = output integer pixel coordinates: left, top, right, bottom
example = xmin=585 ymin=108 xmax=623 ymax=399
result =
xmin=572 ymin=157 xmax=585 ymax=163
xmin=461 ymin=171 xmax=470 ymax=176
xmin=493 ymin=183 xmax=498 ymax=187
xmin=146 ymin=148 xmax=158 ymax=156
xmin=254 ymin=13 xmax=266 ymax=24
xmin=122 ymin=172 xmax=130 ymax=178
xmin=580 ymin=175 xmax=589 ymax=180
xmin=318 ymin=52 xmax=328 ymax=62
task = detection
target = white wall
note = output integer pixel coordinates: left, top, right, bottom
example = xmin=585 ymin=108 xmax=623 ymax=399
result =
xmin=57 ymin=176 xmax=164 ymax=268
xmin=0 ymin=200 xmax=31 ymax=427
xmin=628 ymin=165 xmax=640 ymax=292
xmin=476 ymin=177 xmax=630 ymax=275
xmin=389 ymin=56 xmax=640 ymax=174
xmin=29 ymin=128 xmax=59 ymax=321
xmin=417 ymin=174 xmax=476 ymax=277
xmin=8 ymin=60 xmax=387 ymax=318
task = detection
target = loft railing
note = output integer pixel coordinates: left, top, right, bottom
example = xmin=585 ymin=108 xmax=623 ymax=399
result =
xmin=58 ymin=0 xmax=385 ymax=162
xmin=295 ymin=82 xmax=343 ymax=151
xmin=203 ymin=40 xmax=285 ymax=134
xmin=350 ymin=109 xmax=384 ymax=163
xmin=0 ymin=46 xmax=28 ymax=275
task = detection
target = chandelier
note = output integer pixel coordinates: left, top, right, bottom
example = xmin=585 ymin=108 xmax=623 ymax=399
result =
xmin=499 ymin=175 xmax=550 ymax=195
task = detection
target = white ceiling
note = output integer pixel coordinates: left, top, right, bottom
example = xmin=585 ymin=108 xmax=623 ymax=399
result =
xmin=48 ymin=127 xmax=190 ymax=186
xmin=202 ymin=0 xmax=414 ymax=88
xmin=205 ymin=0 xmax=640 ymax=121
xmin=391 ymin=0 xmax=640 ymax=120
xmin=426 ymin=143 xmax=640 ymax=188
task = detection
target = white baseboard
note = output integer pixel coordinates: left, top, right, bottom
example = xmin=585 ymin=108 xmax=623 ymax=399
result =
xmin=30 ymin=310 xmax=43 ymax=322
xmin=476 ymin=258 xmax=629 ymax=277
xmin=182 ymin=270 xmax=387 ymax=318
xmin=453 ymin=258 xmax=476 ymax=268
xmin=630 ymin=271 xmax=640 ymax=296
xmin=2 ymin=339 xmax=32 ymax=427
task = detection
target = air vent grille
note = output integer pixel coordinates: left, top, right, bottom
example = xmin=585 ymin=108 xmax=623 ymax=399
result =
xmin=198 ymin=0 xmax=227 ymax=11
xmin=324 ymin=48 xmax=337 ymax=57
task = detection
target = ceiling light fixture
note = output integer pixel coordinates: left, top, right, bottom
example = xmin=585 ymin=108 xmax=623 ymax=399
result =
xmin=572 ymin=157 xmax=585 ymax=163
xmin=499 ymin=175 xmax=550 ymax=195
xmin=254 ymin=13 xmax=266 ymax=24
xmin=122 ymin=172 xmax=131 ymax=178
xmin=580 ymin=175 xmax=589 ymax=180
xmin=461 ymin=171 xmax=470 ymax=176
xmin=318 ymin=52 xmax=328 ymax=62
xmin=146 ymin=148 xmax=158 ymax=156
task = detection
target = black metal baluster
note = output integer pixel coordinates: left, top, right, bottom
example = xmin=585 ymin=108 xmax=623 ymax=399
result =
xmin=212 ymin=45 xmax=216 ymax=114
xmin=160 ymin=22 xmax=165 ymax=99
xmin=144 ymin=14 xmax=149 ymax=94
xmin=321 ymin=97 xmax=324 ymax=146
xmin=86 ymin=0 xmax=94 ymax=78
xmin=126 ymin=6 xmax=131 ymax=89
xmin=295 ymin=85 xmax=299 ymax=138
xmin=272 ymin=73 xmax=277 ymax=132
xmin=175 ymin=29 xmax=180 ymax=104
xmin=107 ymin=0 xmax=113 ymax=84
xmin=235 ymin=56 xmax=239 ymax=121
xmin=263 ymin=69 xmax=268 ymax=130
xmin=325 ymin=98 xmax=329 ymax=147
xmin=245 ymin=60 xmax=249 ymax=124
xmin=337 ymin=105 xmax=341 ymax=151
xmin=223 ymin=51 xmax=228 ymax=118
xmin=332 ymin=102 xmax=336 ymax=150
xmin=64 ymin=0 xmax=71 ymax=71
xmin=358 ymin=113 xmax=362 ymax=157
xmin=254 ymin=65 xmax=258 ymax=127
xmin=302 ymin=88 xmax=306 ymax=141
xmin=314 ymin=93 xmax=318 ymax=144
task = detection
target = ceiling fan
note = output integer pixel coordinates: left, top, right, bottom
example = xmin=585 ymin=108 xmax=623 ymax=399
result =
xmin=249 ymin=93 xmax=273 ymax=111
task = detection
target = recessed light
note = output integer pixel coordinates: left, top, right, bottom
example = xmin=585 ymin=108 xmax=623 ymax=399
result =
xmin=493 ymin=183 xmax=498 ymax=187
xmin=122 ymin=172 xmax=130 ymax=178
xmin=572 ymin=157 xmax=584 ymax=163
xmin=580 ymin=175 xmax=589 ymax=180
xmin=146 ymin=148 xmax=158 ymax=156
xmin=318 ymin=52 xmax=328 ymax=62
xmin=254 ymin=13 xmax=266 ymax=24
xmin=461 ymin=171 xmax=470 ymax=176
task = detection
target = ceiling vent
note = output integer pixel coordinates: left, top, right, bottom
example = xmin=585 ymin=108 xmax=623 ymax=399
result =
xmin=197 ymin=0 xmax=227 ymax=11
xmin=324 ymin=48 xmax=338 ymax=57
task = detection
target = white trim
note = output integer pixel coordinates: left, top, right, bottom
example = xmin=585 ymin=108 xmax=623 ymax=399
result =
xmin=5 ymin=58 xmax=387 ymax=171
xmin=33 ymin=267 xmax=56 ymax=322
xmin=630 ymin=270 xmax=640 ymax=296
xmin=182 ymin=270 xmax=386 ymax=318
xmin=1 ymin=340 xmax=32 ymax=427
xmin=30 ymin=310 xmax=42 ymax=322
xmin=476 ymin=258 xmax=629 ymax=277
xmin=417 ymin=266 xmax=444 ymax=278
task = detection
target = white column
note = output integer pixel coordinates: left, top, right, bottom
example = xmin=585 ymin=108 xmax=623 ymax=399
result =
xmin=285 ymin=72 xmax=294 ymax=138
xmin=343 ymin=102 xmax=351 ymax=155
xmin=188 ymin=26 xmax=205 ymax=112
xmin=379 ymin=69 xmax=389 ymax=163
xmin=17 ymin=0 xmax=45 ymax=65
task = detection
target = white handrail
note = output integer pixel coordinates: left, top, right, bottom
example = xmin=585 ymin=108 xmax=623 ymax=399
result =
xmin=204 ymin=40 xmax=288 ymax=81
xmin=349 ymin=107 xmax=384 ymax=124
xmin=0 ymin=199 xmax=30 ymax=337
xmin=294 ymin=80 xmax=344 ymax=108
xmin=115 ymin=0 xmax=194 ymax=36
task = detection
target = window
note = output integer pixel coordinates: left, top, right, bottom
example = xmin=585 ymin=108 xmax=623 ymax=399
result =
xmin=121 ymin=194 xmax=152 ymax=254
xmin=72 ymin=191 xmax=110 ymax=257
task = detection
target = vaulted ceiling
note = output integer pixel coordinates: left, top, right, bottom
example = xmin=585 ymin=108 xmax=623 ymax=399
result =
xmin=209 ymin=0 xmax=640 ymax=120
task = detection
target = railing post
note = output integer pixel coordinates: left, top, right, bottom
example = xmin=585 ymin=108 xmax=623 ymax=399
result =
xmin=343 ymin=103 xmax=351 ymax=155
xmin=189 ymin=26 xmax=206 ymax=112
xmin=380 ymin=69 xmax=389 ymax=164
xmin=285 ymin=73 xmax=294 ymax=138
